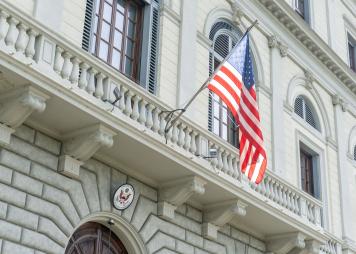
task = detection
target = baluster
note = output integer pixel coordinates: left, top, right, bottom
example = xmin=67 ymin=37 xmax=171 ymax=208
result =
xmin=124 ymin=90 xmax=133 ymax=116
xmin=146 ymin=104 xmax=154 ymax=129
xmin=138 ymin=99 xmax=147 ymax=124
xmin=0 ymin=10 xmax=9 ymax=41
xmin=281 ymin=186 xmax=287 ymax=207
xmin=295 ymin=195 xmax=300 ymax=214
xmin=286 ymin=190 xmax=291 ymax=211
xmin=222 ymin=151 xmax=228 ymax=174
xmin=95 ymin=72 xmax=105 ymax=99
xmin=131 ymin=95 xmax=140 ymax=121
xmin=217 ymin=148 xmax=223 ymax=170
xmin=86 ymin=68 xmax=96 ymax=95
xmin=270 ymin=180 xmax=276 ymax=201
xmin=232 ymin=157 xmax=239 ymax=178
xmin=118 ymin=85 xmax=127 ymax=111
xmin=183 ymin=127 xmax=191 ymax=150
xmin=25 ymin=29 xmax=37 ymax=58
xmin=264 ymin=177 xmax=271 ymax=198
xmin=78 ymin=63 xmax=89 ymax=89
xmin=15 ymin=23 xmax=28 ymax=53
xmin=227 ymin=155 xmax=233 ymax=176
xmin=152 ymin=107 xmax=160 ymax=132
xmin=210 ymin=144 xmax=218 ymax=168
xmin=177 ymin=124 xmax=185 ymax=147
xmin=53 ymin=46 xmax=64 ymax=73
xmin=190 ymin=130 xmax=197 ymax=154
xmin=314 ymin=206 xmax=321 ymax=226
xmin=260 ymin=179 xmax=267 ymax=195
xmin=171 ymin=123 xmax=179 ymax=144
xmin=5 ymin=17 xmax=19 ymax=47
xmin=158 ymin=112 xmax=166 ymax=136
xmin=69 ymin=57 xmax=80 ymax=85
xmin=61 ymin=51 xmax=72 ymax=79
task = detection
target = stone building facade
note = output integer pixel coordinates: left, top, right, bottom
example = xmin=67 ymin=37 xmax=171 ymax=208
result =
xmin=0 ymin=0 xmax=355 ymax=253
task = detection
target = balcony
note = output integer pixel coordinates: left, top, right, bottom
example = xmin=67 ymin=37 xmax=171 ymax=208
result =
xmin=0 ymin=2 xmax=342 ymax=253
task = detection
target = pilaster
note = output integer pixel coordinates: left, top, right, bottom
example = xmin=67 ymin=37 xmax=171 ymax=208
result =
xmin=269 ymin=35 xmax=288 ymax=175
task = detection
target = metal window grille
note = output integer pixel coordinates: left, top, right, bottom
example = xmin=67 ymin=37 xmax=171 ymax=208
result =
xmin=353 ymin=146 xmax=356 ymax=161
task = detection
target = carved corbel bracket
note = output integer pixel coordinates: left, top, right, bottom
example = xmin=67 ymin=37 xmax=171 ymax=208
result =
xmin=58 ymin=124 xmax=116 ymax=178
xmin=158 ymin=176 xmax=206 ymax=220
xmin=268 ymin=35 xmax=288 ymax=57
xmin=289 ymin=240 xmax=322 ymax=254
xmin=0 ymin=86 xmax=49 ymax=145
xmin=332 ymin=94 xmax=347 ymax=112
xmin=230 ymin=2 xmax=244 ymax=26
xmin=266 ymin=232 xmax=306 ymax=254
xmin=202 ymin=200 xmax=247 ymax=240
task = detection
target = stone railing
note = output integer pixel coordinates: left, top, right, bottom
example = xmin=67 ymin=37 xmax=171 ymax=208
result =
xmin=320 ymin=236 xmax=342 ymax=254
xmin=0 ymin=2 xmax=322 ymax=230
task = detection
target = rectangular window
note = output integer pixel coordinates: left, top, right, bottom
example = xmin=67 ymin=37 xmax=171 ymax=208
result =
xmin=82 ymin=0 xmax=160 ymax=94
xmin=348 ymin=34 xmax=356 ymax=72
xmin=294 ymin=0 xmax=309 ymax=23
xmin=299 ymin=143 xmax=320 ymax=199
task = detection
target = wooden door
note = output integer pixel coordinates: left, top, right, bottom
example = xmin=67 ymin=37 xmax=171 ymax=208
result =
xmin=300 ymin=150 xmax=314 ymax=196
xmin=65 ymin=222 xmax=128 ymax=254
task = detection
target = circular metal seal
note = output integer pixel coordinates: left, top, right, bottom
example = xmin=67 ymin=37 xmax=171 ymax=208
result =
xmin=113 ymin=184 xmax=135 ymax=210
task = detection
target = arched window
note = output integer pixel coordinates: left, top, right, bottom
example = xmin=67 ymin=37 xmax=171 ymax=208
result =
xmin=294 ymin=95 xmax=320 ymax=131
xmin=65 ymin=222 xmax=128 ymax=254
xmin=208 ymin=20 xmax=243 ymax=147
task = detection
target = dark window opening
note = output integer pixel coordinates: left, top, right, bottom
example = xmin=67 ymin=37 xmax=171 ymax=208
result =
xmin=348 ymin=34 xmax=356 ymax=72
xmin=294 ymin=0 xmax=310 ymax=23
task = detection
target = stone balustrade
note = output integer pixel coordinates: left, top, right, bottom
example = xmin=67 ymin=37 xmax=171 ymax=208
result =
xmin=0 ymin=2 xmax=333 ymax=239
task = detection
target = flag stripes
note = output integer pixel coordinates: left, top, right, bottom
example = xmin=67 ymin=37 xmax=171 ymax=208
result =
xmin=207 ymin=34 xmax=267 ymax=184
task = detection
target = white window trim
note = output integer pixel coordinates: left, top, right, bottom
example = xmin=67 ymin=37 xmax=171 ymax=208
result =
xmin=293 ymin=0 xmax=314 ymax=27
xmin=344 ymin=15 xmax=356 ymax=68
xmin=295 ymin=130 xmax=329 ymax=229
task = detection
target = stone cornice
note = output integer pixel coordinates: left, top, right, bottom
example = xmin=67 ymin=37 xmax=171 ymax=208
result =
xmin=258 ymin=0 xmax=356 ymax=94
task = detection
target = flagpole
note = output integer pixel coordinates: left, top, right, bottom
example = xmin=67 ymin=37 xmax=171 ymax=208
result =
xmin=164 ymin=20 xmax=258 ymax=136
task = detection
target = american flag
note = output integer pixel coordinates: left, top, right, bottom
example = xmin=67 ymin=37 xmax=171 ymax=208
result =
xmin=208 ymin=34 xmax=267 ymax=184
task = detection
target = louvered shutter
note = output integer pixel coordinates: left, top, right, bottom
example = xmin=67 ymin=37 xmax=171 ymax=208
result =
xmin=82 ymin=0 xmax=95 ymax=51
xmin=146 ymin=0 xmax=160 ymax=94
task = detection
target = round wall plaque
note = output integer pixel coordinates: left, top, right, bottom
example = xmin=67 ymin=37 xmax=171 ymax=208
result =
xmin=113 ymin=184 xmax=135 ymax=210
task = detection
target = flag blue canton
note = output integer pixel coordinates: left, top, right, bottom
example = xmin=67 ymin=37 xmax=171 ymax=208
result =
xmin=226 ymin=35 xmax=255 ymax=90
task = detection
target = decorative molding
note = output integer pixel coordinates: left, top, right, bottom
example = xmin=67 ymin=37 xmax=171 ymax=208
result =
xmin=202 ymin=200 xmax=247 ymax=239
xmin=58 ymin=124 xmax=116 ymax=178
xmin=304 ymin=70 xmax=314 ymax=90
xmin=227 ymin=1 xmax=244 ymax=26
xmin=0 ymin=86 xmax=49 ymax=145
xmin=332 ymin=94 xmax=347 ymax=112
xmin=158 ymin=176 xmax=206 ymax=220
xmin=268 ymin=35 xmax=288 ymax=57
xmin=0 ymin=86 xmax=49 ymax=128
xmin=289 ymin=240 xmax=322 ymax=254
xmin=266 ymin=232 xmax=306 ymax=254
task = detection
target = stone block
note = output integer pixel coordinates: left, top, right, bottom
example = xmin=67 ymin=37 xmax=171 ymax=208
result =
xmin=218 ymin=224 xmax=231 ymax=236
xmin=2 ymin=240 xmax=34 ymax=254
xmin=204 ymin=238 xmax=227 ymax=254
xmin=8 ymin=136 xmax=58 ymax=170
xmin=38 ymin=217 xmax=68 ymax=247
xmin=156 ymin=249 xmax=178 ymax=254
xmin=0 ymin=124 xmax=15 ymax=146
xmin=0 ymin=149 xmax=31 ymax=174
xmin=186 ymin=205 xmax=202 ymax=222
xmin=186 ymin=231 xmax=204 ymax=248
xmin=147 ymin=232 xmax=176 ymax=253
xmin=217 ymin=232 xmax=235 ymax=254
xmin=158 ymin=201 xmax=176 ymax=220
xmin=0 ymin=201 xmax=7 ymax=219
xmin=176 ymin=204 xmax=187 ymax=215
xmin=26 ymin=195 xmax=73 ymax=236
xmin=247 ymin=246 xmax=263 ymax=254
xmin=42 ymin=185 xmax=81 ymax=226
xmin=131 ymin=196 xmax=157 ymax=231
xmin=58 ymin=155 xmax=82 ymax=179
xmin=249 ymin=237 xmax=266 ymax=251
xmin=22 ymin=228 xmax=65 ymax=254
xmin=173 ymin=213 xmax=201 ymax=234
xmin=194 ymin=248 xmax=210 ymax=254
xmin=12 ymin=172 xmax=43 ymax=196
xmin=231 ymin=228 xmax=250 ymax=243
xmin=0 ymin=183 xmax=26 ymax=207
xmin=0 ymin=165 xmax=12 ymax=184
xmin=34 ymin=132 xmax=61 ymax=155
xmin=176 ymin=240 xmax=194 ymax=254
xmin=0 ymin=220 xmax=22 ymax=242
xmin=235 ymin=240 xmax=247 ymax=254
xmin=7 ymin=205 xmax=39 ymax=230
xmin=14 ymin=125 xmax=35 ymax=143
xmin=202 ymin=222 xmax=219 ymax=240
xmin=79 ymin=168 xmax=101 ymax=213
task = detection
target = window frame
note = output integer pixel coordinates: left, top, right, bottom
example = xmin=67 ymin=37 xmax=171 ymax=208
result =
xmin=293 ymin=0 xmax=310 ymax=24
xmin=348 ymin=33 xmax=356 ymax=72
xmin=293 ymin=95 xmax=320 ymax=132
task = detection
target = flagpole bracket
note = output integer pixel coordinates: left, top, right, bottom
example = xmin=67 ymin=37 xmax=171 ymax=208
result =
xmin=161 ymin=108 xmax=186 ymax=144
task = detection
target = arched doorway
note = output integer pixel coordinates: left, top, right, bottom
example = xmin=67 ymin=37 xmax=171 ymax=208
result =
xmin=65 ymin=222 xmax=128 ymax=254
